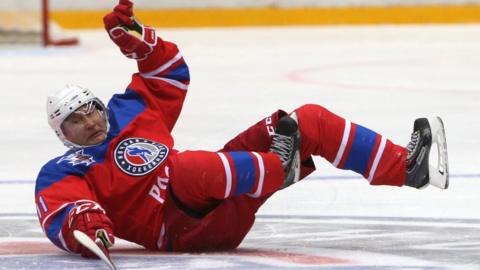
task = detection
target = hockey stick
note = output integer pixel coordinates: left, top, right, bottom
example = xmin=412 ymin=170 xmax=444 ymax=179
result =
xmin=73 ymin=230 xmax=117 ymax=270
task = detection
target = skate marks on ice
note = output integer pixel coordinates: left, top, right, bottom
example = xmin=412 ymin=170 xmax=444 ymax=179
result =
xmin=0 ymin=215 xmax=479 ymax=269
xmin=248 ymin=215 xmax=480 ymax=268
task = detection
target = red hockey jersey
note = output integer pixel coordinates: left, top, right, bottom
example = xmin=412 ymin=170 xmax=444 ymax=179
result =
xmin=35 ymin=38 xmax=189 ymax=251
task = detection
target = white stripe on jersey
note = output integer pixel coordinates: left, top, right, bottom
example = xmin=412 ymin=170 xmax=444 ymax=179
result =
xmin=141 ymin=52 xmax=183 ymax=77
xmin=39 ymin=195 xmax=48 ymax=212
xmin=36 ymin=205 xmax=42 ymax=219
xmin=218 ymin=153 xmax=233 ymax=199
xmin=368 ymin=136 xmax=387 ymax=182
xmin=142 ymin=76 xmax=188 ymax=90
xmin=333 ymin=120 xmax=351 ymax=167
xmin=58 ymin=230 xmax=72 ymax=253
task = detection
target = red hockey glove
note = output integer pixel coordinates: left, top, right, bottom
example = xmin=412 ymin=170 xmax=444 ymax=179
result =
xmin=103 ymin=0 xmax=158 ymax=62
xmin=66 ymin=201 xmax=115 ymax=258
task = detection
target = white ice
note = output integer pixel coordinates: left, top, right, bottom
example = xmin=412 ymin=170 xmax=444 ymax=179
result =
xmin=0 ymin=25 xmax=479 ymax=269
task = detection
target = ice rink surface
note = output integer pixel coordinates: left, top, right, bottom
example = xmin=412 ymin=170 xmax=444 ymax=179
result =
xmin=1 ymin=25 xmax=479 ymax=269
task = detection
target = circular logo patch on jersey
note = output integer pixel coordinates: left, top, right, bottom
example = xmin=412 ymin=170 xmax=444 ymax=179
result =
xmin=114 ymin=137 xmax=169 ymax=176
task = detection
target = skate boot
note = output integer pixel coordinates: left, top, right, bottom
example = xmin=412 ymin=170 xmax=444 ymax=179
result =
xmin=405 ymin=117 xmax=449 ymax=189
xmin=269 ymin=113 xmax=301 ymax=188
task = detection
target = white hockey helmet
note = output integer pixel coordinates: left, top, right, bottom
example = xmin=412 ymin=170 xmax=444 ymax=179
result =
xmin=47 ymin=85 xmax=108 ymax=148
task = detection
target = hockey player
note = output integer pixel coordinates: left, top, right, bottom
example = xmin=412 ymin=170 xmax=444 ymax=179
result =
xmin=35 ymin=0 xmax=449 ymax=260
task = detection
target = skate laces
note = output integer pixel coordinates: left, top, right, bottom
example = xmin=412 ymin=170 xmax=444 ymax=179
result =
xmin=270 ymin=133 xmax=293 ymax=167
xmin=406 ymin=131 xmax=420 ymax=160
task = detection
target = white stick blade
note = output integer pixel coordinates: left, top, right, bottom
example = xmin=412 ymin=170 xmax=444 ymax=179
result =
xmin=73 ymin=230 xmax=117 ymax=270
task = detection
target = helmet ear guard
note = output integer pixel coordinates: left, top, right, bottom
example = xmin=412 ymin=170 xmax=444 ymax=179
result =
xmin=46 ymin=85 xmax=109 ymax=149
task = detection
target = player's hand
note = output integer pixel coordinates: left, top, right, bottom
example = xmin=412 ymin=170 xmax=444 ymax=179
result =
xmin=103 ymin=0 xmax=158 ymax=61
xmin=66 ymin=202 xmax=115 ymax=258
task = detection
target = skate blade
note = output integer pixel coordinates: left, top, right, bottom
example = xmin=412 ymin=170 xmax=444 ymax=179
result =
xmin=292 ymin=150 xmax=301 ymax=184
xmin=428 ymin=117 xmax=449 ymax=189
xmin=290 ymin=112 xmax=301 ymax=184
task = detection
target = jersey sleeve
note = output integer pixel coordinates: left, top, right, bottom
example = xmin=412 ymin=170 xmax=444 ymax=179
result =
xmin=128 ymin=37 xmax=190 ymax=132
xmin=35 ymin=163 xmax=97 ymax=252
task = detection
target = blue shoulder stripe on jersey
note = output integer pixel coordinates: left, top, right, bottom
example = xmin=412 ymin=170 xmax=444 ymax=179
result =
xmin=163 ymin=61 xmax=190 ymax=82
xmin=229 ymin=151 xmax=257 ymax=196
xmin=35 ymin=139 xmax=111 ymax=195
xmin=36 ymin=88 xmax=145 ymax=195
xmin=343 ymin=124 xmax=378 ymax=175
xmin=108 ymin=88 xmax=146 ymax=134
xmin=46 ymin=204 xmax=74 ymax=250
xmin=36 ymin=160 xmax=73 ymax=195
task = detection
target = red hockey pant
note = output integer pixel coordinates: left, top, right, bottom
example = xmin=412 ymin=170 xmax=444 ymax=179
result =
xmin=163 ymin=104 xmax=407 ymax=251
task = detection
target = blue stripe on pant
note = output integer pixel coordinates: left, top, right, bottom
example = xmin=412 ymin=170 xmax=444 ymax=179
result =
xmin=343 ymin=124 xmax=377 ymax=175
xmin=229 ymin=152 xmax=257 ymax=196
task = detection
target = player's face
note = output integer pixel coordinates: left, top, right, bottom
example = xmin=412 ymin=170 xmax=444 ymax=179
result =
xmin=61 ymin=102 xmax=108 ymax=146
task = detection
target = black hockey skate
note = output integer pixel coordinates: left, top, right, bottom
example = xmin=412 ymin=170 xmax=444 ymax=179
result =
xmin=405 ymin=117 xmax=449 ymax=189
xmin=269 ymin=113 xmax=301 ymax=188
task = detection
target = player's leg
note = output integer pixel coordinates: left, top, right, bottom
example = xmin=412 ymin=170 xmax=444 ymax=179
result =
xmin=222 ymin=104 xmax=407 ymax=187
xmin=221 ymin=104 xmax=405 ymax=185
xmin=222 ymin=104 xmax=448 ymax=188
xmin=168 ymin=115 xmax=301 ymax=214
xmin=293 ymin=104 xmax=449 ymax=189
xmin=294 ymin=104 xmax=407 ymax=186
xmin=167 ymin=150 xmax=284 ymax=214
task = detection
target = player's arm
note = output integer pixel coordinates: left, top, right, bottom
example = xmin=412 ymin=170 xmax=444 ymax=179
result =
xmin=103 ymin=0 xmax=190 ymax=131
xmin=35 ymin=171 xmax=114 ymax=258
